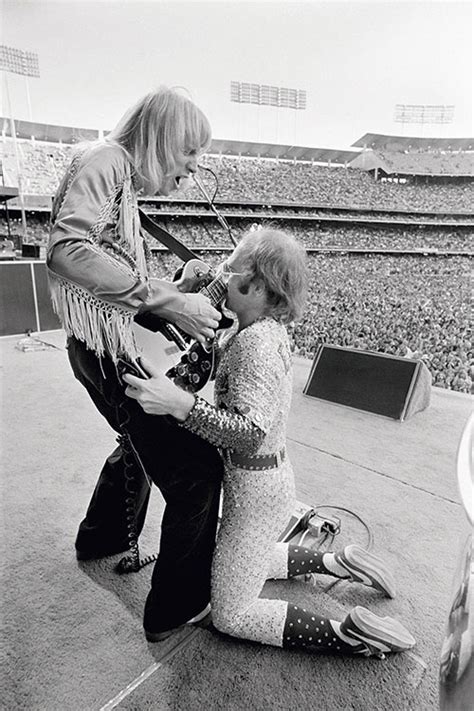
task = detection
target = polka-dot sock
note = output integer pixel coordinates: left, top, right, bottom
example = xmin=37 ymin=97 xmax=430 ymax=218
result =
xmin=282 ymin=604 xmax=359 ymax=655
xmin=287 ymin=546 xmax=349 ymax=578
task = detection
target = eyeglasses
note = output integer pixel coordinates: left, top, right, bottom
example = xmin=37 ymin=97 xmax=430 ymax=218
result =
xmin=216 ymin=262 xmax=247 ymax=284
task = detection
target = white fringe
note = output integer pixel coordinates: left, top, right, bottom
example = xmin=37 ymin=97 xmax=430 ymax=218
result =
xmin=49 ymin=275 xmax=138 ymax=362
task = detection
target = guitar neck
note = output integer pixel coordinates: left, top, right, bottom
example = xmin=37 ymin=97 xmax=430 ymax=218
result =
xmin=202 ymin=278 xmax=226 ymax=306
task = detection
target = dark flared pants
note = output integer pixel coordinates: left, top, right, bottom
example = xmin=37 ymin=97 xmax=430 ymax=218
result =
xmin=67 ymin=337 xmax=223 ymax=633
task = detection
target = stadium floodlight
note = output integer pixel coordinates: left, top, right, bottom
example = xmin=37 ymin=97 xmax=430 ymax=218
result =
xmin=0 ymin=45 xmax=40 ymax=78
xmin=394 ymin=104 xmax=454 ymax=125
xmin=0 ymin=45 xmax=40 ymax=243
xmin=231 ymin=81 xmax=306 ymax=110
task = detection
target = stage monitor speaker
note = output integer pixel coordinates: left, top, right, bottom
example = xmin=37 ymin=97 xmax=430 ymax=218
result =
xmin=303 ymin=345 xmax=431 ymax=421
xmin=22 ymin=243 xmax=41 ymax=258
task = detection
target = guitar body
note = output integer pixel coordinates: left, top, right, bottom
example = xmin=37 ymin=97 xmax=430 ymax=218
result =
xmin=133 ymin=259 xmax=233 ymax=393
xmin=166 ymin=338 xmax=219 ymax=393
xmin=132 ymin=322 xmax=184 ymax=377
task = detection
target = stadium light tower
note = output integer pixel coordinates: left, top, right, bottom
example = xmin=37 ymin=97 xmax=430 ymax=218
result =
xmin=230 ymin=81 xmax=306 ymax=145
xmin=394 ymin=104 xmax=455 ymax=137
xmin=0 ymin=45 xmax=40 ymax=242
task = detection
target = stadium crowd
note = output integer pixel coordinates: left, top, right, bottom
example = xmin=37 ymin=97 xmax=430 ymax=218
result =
xmin=3 ymin=139 xmax=474 ymax=213
xmin=3 ymin=214 xmax=473 ymax=253
xmin=143 ymin=248 xmax=472 ymax=395
xmin=291 ymin=253 xmax=472 ymax=395
xmin=375 ymin=150 xmax=474 ymax=177
xmin=271 ymin=223 xmax=473 ymax=252
xmin=2 ymin=140 xmax=73 ymax=195
xmin=193 ymin=156 xmax=474 ymax=212
xmin=149 ymin=204 xmax=474 ymax=224
xmin=1 ymin=138 xmax=472 ymax=396
xmin=1 ymin=214 xmax=471 ymax=394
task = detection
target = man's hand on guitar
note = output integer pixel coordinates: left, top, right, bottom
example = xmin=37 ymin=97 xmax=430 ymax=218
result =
xmin=172 ymin=292 xmax=221 ymax=344
xmin=139 ymin=279 xmax=221 ymax=344
xmin=122 ymin=357 xmax=195 ymax=421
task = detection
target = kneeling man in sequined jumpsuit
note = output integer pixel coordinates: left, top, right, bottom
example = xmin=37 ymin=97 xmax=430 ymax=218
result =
xmin=124 ymin=228 xmax=416 ymax=658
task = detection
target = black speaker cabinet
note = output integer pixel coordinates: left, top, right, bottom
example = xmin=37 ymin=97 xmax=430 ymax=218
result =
xmin=22 ymin=244 xmax=41 ymax=258
xmin=303 ymin=345 xmax=431 ymax=421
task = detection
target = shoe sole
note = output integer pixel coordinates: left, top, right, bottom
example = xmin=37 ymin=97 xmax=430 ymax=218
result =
xmin=145 ymin=626 xmax=186 ymax=642
xmin=145 ymin=605 xmax=212 ymax=643
xmin=345 ymin=605 xmax=416 ymax=653
xmin=338 ymin=545 xmax=396 ymax=598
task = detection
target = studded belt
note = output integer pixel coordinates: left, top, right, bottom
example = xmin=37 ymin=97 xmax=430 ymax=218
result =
xmin=225 ymin=447 xmax=286 ymax=471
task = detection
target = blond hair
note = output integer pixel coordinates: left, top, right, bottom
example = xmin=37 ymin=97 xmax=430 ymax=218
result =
xmin=235 ymin=229 xmax=308 ymax=324
xmin=107 ymin=86 xmax=211 ymax=194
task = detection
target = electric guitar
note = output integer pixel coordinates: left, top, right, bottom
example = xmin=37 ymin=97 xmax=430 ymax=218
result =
xmin=133 ymin=258 xmax=233 ymax=392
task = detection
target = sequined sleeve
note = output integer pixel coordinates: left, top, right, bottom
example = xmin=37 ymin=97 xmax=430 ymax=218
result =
xmin=181 ymin=396 xmax=265 ymax=452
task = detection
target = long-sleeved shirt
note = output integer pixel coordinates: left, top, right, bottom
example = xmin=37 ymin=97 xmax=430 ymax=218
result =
xmin=47 ymin=141 xmax=185 ymax=360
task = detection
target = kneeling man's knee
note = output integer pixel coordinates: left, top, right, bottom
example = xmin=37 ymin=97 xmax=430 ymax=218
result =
xmin=211 ymin=604 xmax=241 ymax=636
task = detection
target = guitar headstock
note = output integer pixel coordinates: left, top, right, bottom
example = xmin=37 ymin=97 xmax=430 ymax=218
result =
xmin=175 ymin=259 xmax=214 ymax=294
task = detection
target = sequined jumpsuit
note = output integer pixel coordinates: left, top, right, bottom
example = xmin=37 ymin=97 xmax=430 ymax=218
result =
xmin=182 ymin=317 xmax=297 ymax=646
xmin=181 ymin=319 xmax=413 ymax=657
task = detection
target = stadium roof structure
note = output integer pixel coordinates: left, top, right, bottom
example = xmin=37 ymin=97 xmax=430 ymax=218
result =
xmin=1 ymin=118 xmax=99 ymax=143
xmin=350 ymin=149 xmax=474 ymax=176
xmin=207 ymin=139 xmax=358 ymax=164
xmin=352 ymin=133 xmax=474 ymax=152
xmin=0 ymin=186 xmax=19 ymax=200
xmin=1 ymin=118 xmax=358 ymax=165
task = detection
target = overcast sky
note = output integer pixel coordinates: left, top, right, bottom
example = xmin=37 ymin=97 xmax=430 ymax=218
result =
xmin=2 ymin=0 xmax=473 ymax=149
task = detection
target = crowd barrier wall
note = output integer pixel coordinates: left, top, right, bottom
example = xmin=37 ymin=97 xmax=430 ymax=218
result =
xmin=0 ymin=260 xmax=60 ymax=336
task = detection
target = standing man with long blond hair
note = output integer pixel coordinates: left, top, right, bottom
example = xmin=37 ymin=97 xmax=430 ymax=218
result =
xmin=48 ymin=86 xmax=223 ymax=639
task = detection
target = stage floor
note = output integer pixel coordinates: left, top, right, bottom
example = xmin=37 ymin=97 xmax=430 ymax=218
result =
xmin=1 ymin=330 xmax=471 ymax=710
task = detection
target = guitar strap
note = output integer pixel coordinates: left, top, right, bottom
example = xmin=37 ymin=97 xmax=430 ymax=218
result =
xmin=139 ymin=209 xmax=199 ymax=263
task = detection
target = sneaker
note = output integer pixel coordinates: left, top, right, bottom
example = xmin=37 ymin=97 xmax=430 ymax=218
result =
xmin=144 ymin=604 xmax=211 ymax=643
xmin=334 ymin=544 xmax=396 ymax=598
xmin=340 ymin=605 xmax=416 ymax=658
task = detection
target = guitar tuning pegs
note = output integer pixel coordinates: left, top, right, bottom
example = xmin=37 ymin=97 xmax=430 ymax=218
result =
xmin=176 ymin=364 xmax=187 ymax=376
xmin=187 ymin=351 xmax=199 ymax=363
xmin=191 ymin=373 xmax=201 ymax=384
xmin=201 ymin=360 xmax=211 ymax=372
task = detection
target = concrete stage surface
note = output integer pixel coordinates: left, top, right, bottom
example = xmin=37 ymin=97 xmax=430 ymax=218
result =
xmin=1 ymin=330 xmax=471 ymax=711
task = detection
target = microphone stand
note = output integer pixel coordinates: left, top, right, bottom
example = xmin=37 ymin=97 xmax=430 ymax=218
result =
xmin=193 ymin=172 xmax=237 ymax=247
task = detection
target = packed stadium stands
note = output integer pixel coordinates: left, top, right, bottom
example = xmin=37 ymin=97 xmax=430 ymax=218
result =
xmin=3 ymin=214 xmax=472 ymax=253
xmin=2 ymin=140 xmax=474 ymax=212
xmin=122 ymin=247 xmax=473 ymax=395
xmin=363 ymin=149 xmax=474 ymax=177
xmin=1 ymin=121 xmax=473 ymax=394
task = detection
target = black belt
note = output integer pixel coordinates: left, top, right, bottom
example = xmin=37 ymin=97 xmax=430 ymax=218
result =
xmin=225 ymin=447 xmax=286 ymax=471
